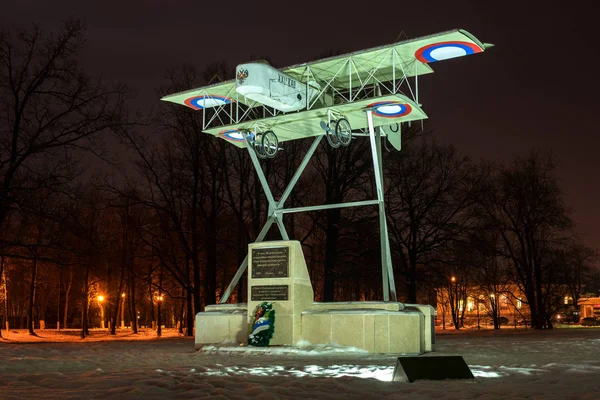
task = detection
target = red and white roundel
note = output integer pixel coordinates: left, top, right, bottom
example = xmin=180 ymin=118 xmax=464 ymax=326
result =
xmin=367 ymin=101 xmax=412 ymax=118
xmin=184 ymin=95 xmax=232 ymax=110
xmin=218 ymin=129 xmax=247 ymax=142
xmin=415 ymin=41 xmax=482 ymax=63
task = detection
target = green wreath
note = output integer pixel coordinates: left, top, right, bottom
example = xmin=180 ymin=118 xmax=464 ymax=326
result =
xmin=248 ymin=302 xmax=275 ymax=347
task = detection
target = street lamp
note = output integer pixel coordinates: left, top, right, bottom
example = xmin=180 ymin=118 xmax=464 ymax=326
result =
xmin=155 ymin=294 xmax=164 ymax=337
xmin=120 ymin=292 xmax=126 ymax=328
xmin=450 ymin=276 xmax=460 ymax=328
xmin=97 ymin=295 xmax=105 ymax=329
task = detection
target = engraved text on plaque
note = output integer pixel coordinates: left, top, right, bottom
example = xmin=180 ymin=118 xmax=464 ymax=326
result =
xmin=251 ymin=285 xmax=289 ymax=301
xmin=252 ymin=247 xmax=289 ymax=278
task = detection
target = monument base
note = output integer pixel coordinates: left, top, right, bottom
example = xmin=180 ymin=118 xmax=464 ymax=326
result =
xmin=194 ymin=240 xmax=435 ymax=354
xmin=195 ymin=301 xmax=434 ymax=354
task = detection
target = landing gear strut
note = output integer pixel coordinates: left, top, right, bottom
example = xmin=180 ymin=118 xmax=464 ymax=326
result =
xmin=249 ymin=130 xmax=279 ymax=159
xmin=321 ymin=117 xmax=353 ymax=148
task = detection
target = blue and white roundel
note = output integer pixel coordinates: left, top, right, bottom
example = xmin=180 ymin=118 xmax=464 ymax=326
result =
xmin=219 ymin=129 xmax=246 ymax=142
xmin=368 ymin=101 xmax=412 ymax=118
xmin=184 ymin=95 xmax=231 ymax=110
xmin=415 ymin=41 xmax=482 ymax=63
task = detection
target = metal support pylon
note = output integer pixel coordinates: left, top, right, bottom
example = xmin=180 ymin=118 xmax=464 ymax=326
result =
xmin=219 ymin=118 xmax=397 ymax=303
xmin=219 ymin=135 xmax=322 ymax=303
xmin=367 ymin=110 xmax=397 ymax=301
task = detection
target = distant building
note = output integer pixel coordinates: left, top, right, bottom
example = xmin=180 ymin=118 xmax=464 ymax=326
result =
xmin=435 ymin=284 xmax=531 ymax=328
xmin=578 ymin=296 xmax=600 ymax=319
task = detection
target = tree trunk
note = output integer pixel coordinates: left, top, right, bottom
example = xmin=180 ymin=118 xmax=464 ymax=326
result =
xmin=64 ymin=267 xmax=72 ymax=329
xmin=407 ymin=250 xmax=418 ymax=304
xmin=323 ymin=208 xmax=341 ymax=302
xmin=57 ymin=268 xmax=61 ymax=330
xmin=186 ymin=287 xmax=193 ymax=337
xmin=148 ymin=256 xmax=155 ymax=330
xmin=3 ymin=265 xmax=8 ymax=332
xmin=157 ymin=262 xmax=163 ymax=337
xmin=0 ymin=255 xmax=4 ymax=338
xmin=128 ymin=265 xmax=137 ymax=334
xmin=81 ymin=264 xmax=90 ymax=339
xmin=179 ymin=286 xmax=185 ymax=334
xmin=28 ymin=256 xmax=38 ymax=335
xmin=205 ymin=213 xmax=218 ymax=307
xmin=110 ymin=264 xmax=125 ymax=335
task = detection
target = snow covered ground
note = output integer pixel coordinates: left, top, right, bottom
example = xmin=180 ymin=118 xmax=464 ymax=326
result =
xmin=1 ymin=327 xmax=600 ymax=399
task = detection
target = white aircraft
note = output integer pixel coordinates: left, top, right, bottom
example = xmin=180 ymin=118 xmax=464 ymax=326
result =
xmin=162 ymin=29 xmax=492 ymax=159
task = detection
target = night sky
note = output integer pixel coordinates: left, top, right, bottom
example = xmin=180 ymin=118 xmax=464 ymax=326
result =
xmin=2 ymin=1 xmax=599 ymax=248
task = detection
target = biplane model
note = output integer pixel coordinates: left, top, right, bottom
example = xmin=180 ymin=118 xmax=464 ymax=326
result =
xmin=161 ymin=29 xmax=492 ymax=303
xmin=162 ymin=29 xmax=492 ymax=158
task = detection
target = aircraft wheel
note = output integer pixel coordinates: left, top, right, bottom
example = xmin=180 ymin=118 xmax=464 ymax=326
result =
xmin=335 ymin=118 xmax=352 ymax=147
xmin=253 ymin=134 xmax=267 ymax=159
xmin=325 ymin=122 xmax=341 ymax=148
xmin=261 ymin=130 xmax=278 ymax=159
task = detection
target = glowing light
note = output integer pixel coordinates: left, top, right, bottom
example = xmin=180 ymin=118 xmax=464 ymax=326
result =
xmin=121 ymin=293 xmax=126 ymax=298
xmin=97 ymin=295 xmax=105 ymax=302
xmin=451 ymin=276 xmax=456 ymax=283
xmin=467 ymin=298 xmax=475 ymax=312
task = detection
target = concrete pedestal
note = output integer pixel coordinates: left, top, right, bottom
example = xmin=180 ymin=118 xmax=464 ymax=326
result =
xmin=301 ymin=308 xmax=424 ymax=354
xmin=247 ymin=240 xmax=314 ymax=345
xmin=194 ymin=240 xmax=436 ymax=354
xmin=404 ymin=304 xmax=436 ymax=351
xmin=195 ymin=304 xmax=247 ymax=349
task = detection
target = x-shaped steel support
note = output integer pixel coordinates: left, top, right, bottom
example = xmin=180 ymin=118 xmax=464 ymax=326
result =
xmin=219 ymin=111 xmax=397 ymax=303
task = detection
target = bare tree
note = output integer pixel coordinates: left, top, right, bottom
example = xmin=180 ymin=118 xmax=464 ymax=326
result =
xmin=385 ymin=137 xmax=479 ymax=303
xmin=0 ymin=19 xmax=131 ymax=232
xmin=477 ymin=151 xmax=572 ymax=329
xmin=562 ymin=240 xmax=597 ymax=312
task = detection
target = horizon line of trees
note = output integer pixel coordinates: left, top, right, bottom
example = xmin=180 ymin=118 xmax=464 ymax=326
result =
xmin=1 ymin=19 xmax=598 ymax=340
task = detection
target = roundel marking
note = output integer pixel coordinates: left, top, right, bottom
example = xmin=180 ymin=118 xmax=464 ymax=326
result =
xmin=184 ymin=95 xmax=232 ymax=110
xmin=218 ymin=129 xmax=247 ymax=142
xmin=414 ymin=41 xmax=482 ymax=63
xmin=367 ymin=101 xmax=412 ymax=118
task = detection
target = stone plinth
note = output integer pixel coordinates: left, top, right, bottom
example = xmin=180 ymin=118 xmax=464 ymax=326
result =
xmin=195 ymin=303 xmax=247 ymax=349
xmin=247 ymin=240 xmax=314 ymax=345
xmin=404 ymin=304 xmax=436 ymax=352
xmin=301 ymin=308 xmax=424 ymax=354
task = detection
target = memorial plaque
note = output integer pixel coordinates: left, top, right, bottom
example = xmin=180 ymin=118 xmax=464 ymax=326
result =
xmin=252 ymin=247 xmax=289 ymax=278
xmin=251 ymin=285 xmax=289 ymax=301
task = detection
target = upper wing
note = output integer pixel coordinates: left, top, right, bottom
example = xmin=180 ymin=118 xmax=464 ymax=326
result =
xmin=203 ymin=93 xmax=427 ymax=148
xmin=159 ymin=29 xmax=490 ymax=140
xmin=282 ymin=29 xmax=492 ymax=87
